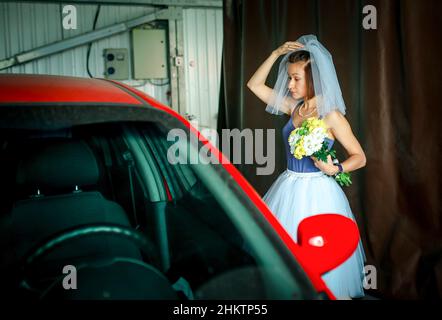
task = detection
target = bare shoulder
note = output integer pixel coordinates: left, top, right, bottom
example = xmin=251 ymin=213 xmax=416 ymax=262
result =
xmin=322 ymin=110 xmax=351 ymax=141
xmin=323 ymin=110 xmax=349 ymax=129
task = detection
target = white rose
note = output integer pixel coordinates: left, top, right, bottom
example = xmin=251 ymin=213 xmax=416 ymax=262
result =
xmin=312 ymin=127 xmax=327 ymax=141
xmin=303 ymin=136 xmax=316 ymax=156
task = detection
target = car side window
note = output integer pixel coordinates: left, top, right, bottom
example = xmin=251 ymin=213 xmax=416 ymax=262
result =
xmin=0 ymin=122 xmax=311 ymax=300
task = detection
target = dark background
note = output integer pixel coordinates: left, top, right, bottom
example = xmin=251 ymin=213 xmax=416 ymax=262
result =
xmin=218 ymin=0 xmax=442 ymax=299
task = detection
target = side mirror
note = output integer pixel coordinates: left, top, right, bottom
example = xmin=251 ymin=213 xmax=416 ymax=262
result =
xmin=290 ymin=214 xmax=360 ymax=299
xmin=296 ymin=214 xmax=360 ymax=277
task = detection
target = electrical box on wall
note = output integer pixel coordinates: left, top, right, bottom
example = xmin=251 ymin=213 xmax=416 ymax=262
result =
xmin=103 ymin=48 xmax=129 ymax=80
xmin=132 ymin=29 xmax=168 ymax=79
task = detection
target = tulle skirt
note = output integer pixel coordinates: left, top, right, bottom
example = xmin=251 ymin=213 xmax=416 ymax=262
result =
xmin=263 ymin=169 xmax=366 ymax=299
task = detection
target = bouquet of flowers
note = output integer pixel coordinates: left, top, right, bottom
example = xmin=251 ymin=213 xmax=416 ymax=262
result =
xmin=288 ymin=117 xmax=352 ymax=187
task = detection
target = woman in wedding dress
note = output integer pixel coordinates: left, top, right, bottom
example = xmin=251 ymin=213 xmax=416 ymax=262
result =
xmin=247 ymin=35 xmax=367 ymax=299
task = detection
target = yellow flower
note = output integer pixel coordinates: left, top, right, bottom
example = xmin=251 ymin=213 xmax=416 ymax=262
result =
xmin=295 ymin=136 xmax=305 ymax=148
xmin=294 ymin=150 xmax=301 ymax=159
xmin=294 ymin=147 xmax=305 ymax=159
xmin=304 ymin=117 xmax=327 ymax=133
xmin=294 ymin=138 xmax=306 ymax=159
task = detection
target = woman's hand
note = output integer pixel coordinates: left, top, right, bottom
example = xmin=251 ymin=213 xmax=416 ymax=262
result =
xmin=273 ymin=41 xmax=304 ymax=57
xmin=311 ymin=155 xmax=339 ymax=176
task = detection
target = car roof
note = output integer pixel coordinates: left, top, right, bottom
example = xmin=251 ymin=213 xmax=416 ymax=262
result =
xmin=0 ymin=74 xmax=194 ymax=133
xmin=0 ymin=74 xmax=144 ymax=105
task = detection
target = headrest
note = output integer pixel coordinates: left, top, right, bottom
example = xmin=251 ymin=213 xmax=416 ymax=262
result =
xmin=16 ymin=140 xmax=99 ymax=190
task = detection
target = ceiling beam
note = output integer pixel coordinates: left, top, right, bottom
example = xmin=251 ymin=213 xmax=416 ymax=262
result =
xmin=0 ymin=0 xmax=222 ymax=8
xmin=0 ymin=8 xmax=178 ymax=70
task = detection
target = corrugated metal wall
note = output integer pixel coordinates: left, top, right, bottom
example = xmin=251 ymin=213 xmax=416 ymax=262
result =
xmin=0 ymin=2 xmax=224 ymax=126
xmin=183 ymin=8 xmax=223 ymax=130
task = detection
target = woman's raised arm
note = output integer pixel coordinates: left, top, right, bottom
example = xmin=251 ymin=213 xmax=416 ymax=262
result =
xmin=247 ymin=41 xmax=303 ymax=115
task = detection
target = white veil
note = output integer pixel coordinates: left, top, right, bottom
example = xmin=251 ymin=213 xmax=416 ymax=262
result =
xmin=265 ymin=34 xmax=346 ymax=117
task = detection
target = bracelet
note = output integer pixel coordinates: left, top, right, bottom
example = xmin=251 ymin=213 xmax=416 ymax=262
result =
xmin=334 ymin=163 xmax=343 ymax=174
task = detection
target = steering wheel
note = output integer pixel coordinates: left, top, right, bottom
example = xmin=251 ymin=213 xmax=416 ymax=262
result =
xmin=18 ymin=223 xmax=161 ymax=294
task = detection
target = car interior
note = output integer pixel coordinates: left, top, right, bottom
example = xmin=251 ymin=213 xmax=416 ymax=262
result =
xmin=0 ymin=121 xmax=275 ymax=300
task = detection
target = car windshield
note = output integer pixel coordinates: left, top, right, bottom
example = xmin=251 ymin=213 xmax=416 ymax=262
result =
xmin=0 ymin=120 xmax=317 ymax=300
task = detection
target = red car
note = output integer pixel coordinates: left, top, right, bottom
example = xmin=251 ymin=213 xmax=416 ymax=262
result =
xmin=0 ymin=74 xmax=359 ymax=300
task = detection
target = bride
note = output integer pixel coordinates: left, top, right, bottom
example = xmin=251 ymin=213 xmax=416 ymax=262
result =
xmin=247 ymin=35 xmax=367 ymax=299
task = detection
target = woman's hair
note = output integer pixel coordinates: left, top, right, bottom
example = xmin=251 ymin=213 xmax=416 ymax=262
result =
xmin=288 ymin=50 xmax=315 ymax=100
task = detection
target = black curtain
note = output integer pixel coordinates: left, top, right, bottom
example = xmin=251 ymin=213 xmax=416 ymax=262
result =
xmin=218 ymin=0 xmax=442 ymax=299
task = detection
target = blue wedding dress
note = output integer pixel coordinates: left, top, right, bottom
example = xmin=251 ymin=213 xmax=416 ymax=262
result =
xmin=262 ymin=108 xmax=366 ymax=299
